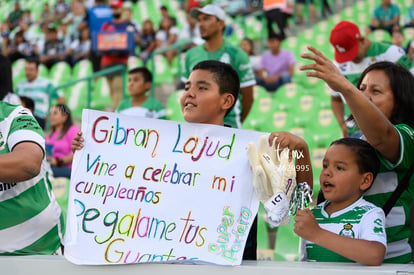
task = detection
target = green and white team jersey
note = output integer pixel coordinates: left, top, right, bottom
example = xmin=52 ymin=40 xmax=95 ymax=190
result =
xmin=331 ymin=42 xmax=412 ymax=134
xmin=16 ymin=77 xmax=62 ymax=119
xmin=304 ymin=197 xmax=386 ymax=263
xmin=0 ymin=102 xmax=63 ymax=255
xmin=364 ymin=124 xmax=414 ymax=263
xmin=116 ymin=97 xmax=166 ymax=119
xmin=181 ymin=40 xmax=256 ymax=128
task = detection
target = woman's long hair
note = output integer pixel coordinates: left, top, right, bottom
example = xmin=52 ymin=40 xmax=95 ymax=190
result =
xmin=50 ymin=104 xmax=73 ymax=140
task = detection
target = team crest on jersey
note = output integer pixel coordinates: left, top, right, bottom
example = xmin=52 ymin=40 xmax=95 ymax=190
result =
xmin=339 ymin=223 xmax=355 ymax=238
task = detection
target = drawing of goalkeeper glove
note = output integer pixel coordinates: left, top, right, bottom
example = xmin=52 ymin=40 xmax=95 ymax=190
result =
xmin=246 ymin=135 xmax=297 ymax=227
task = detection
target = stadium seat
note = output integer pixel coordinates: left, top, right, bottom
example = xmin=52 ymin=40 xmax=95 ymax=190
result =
xmin=91 ymin=77 xmax=112 ymax=111
xmin=50 ymin=61 xmax=72 ymax=86
xmin=146 ymin=54 xmax=174 ymax=85
xmin=73 ymin=59 xmax=93 ymax=79
xmin=273 ymin=217 xmax=300 ymax=261
xmin=128 ymin=55 xmax=144 ymax=70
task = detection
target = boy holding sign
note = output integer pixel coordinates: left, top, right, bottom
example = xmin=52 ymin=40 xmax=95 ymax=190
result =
xmin=72 ymin=60 xmax=258 ymax=260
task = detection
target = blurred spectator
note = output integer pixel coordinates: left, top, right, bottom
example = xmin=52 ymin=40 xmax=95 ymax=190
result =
xmin=64 ymin=28 xmax=91 ymax=67
xmin=240 ymin=37 xmax=260 ymax=73
xmin=62 ymin=0 xmax=87 ymax=42
xmin=45 ymin=104 xmax=79 ymax=179
xmin=54 ymin=0 xmax=71 ymax=23
xmin=295 ymin=0 xmax=316 ymax=24
xmin=0 ymin=54 xmax=21 ymax=105
xmin=40 ymin=25 xmax=66 ymax=70
xmin=136 ymin=19 xmax=157 ymax=63
xmin=16 ymin=58 xmax=66 ymax=130
xmin=263 ymin=0 xmax=293 ymax=39
xmin=391 ymin=28 xmax=414 ymax=64
xmin=155 ymin=16 xmax=179 ymax=66
xmin=183 ymin=0 xmax=201 ymax=12
xmin=179 ymin=12 xmax=203 ymax=50
xmin=404 ymin=0 xmax=414 ymax=29
xmin=37 ymin=3 xmax=55 ymax=28
xmin=78 ymin=0 xmax=113 ymax=72
xmin=21 ymin=10 xmax=34 ymax=26
xmin=160 ymin=5 xmax=177 ymax=27
xmin=6 ymin=2 xmax=24 ymax=31
xmin=255 ymin=33 xmax=295 ymax=92
xmin=19 ymin=95 xmax=35 ymax=113
xmin=123 ymin=5 xmax=140 ymax=31
xmin=217 ymin=0 xmax=247 ymax=18
xmin=2 ymin=30 xmax=38 ymax=64
xmin=100 ymin=0 xmax=139 ymax=110
xmin=366 ymin=0 xmax=401 ymax=36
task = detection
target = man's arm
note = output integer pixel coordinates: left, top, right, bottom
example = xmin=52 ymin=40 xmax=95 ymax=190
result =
xmin=0 ymin=142 xmax=43 ymax=183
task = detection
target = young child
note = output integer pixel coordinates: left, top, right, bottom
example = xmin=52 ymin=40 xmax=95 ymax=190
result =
xmin=116 ymin=67 xmax=165 ymax=119
xmin=293 ymin=137 xmax=386 ymax=265
xmin=72 ymin=60 xmax=257 ymax=260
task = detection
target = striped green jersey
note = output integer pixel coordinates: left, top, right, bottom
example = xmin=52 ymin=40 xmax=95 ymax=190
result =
xmin=16 ymin=77 xmax=62 ymax=119
xmin=181 ymin=40 xmax=256 ymax=128
xmin=116 ymin=96 xmax=166 ymax=119
xmin=363 ymin=124 xmax=414 ymax=263
xmin=304 ymin=198 xmax=386 ymax=263
xmin=0 ymin=102 xmax=63 ymax=255
xmin=331 ymin=41 xmax=412 ymax=134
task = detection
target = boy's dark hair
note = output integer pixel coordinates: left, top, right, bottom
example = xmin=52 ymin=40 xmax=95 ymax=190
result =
xmin=330 ymin=138 xmax=380 ymax=182
xmin=356 ymin=61 xmax=414 ymax=128
xmin=191 ymin=60 xmax=240 ymax=116
xmin=268 ymin=32 xmax=285 ymax=41
xmin=128 ymin=67 xmax=153 ymax=83
xmin=0 ymin=54 xmax=13 ymax=100
xmin=25 ymin=56 xmax=40 ymax=69
xmin=19 ymin=96 xmax=35 ymax=112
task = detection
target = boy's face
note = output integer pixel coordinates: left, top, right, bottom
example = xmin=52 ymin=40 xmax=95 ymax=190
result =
xmin=267 ymin=38 xmax=281 ymax=51
xmin=181 ymin=69 xmax=233 ymax=125
xmin=127 ymin=72 xmax=150 ymax=97
xmin=320 ymin=144 xmax=372 ymax=210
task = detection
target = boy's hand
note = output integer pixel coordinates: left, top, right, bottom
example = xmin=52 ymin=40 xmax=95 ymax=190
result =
xmin=71 ymin=131 xmax=84 ymax=152
xmin=246 ymin=135 xmax=297 ymax=227
xmin=294 ymin=208 xmax=320 ymax=242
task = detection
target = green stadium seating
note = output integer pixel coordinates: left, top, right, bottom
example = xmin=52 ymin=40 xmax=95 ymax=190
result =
xmin=91 ymin=77 xmax=112 ymax=111
xmin=165 ymin=90 xmax=185 ymax=122
xmin=273 ymin=217 xmax=301 ymax=261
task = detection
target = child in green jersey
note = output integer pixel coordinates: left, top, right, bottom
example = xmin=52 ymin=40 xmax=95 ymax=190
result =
xmin=116 ymin=67 xmax=165 ymax=119
xmin=294 ymin=138 xmax=386 ymax=265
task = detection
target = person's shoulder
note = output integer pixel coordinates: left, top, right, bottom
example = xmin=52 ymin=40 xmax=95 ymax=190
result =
xmin=146 ymin=96 xmax=164 ymax=109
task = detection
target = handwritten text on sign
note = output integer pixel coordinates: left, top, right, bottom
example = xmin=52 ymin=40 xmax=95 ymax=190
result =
xmin=64 ymin=110 xmax=263 ymax=265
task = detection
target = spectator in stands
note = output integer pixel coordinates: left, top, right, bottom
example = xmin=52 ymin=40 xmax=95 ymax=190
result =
xmin=6 ymin=2 xmax=24 ymax=31
xmin=179 ymin=12 xmax=203 ymax=51
xmin=328 ymin=21 xmax=411 ymax=138
xmin=295 ymin=0 xmax=316 ymax=24
xmin=54 ymin=0 xmax=71 ymax=23
xmin=155 ymin=16 xmax=179 ymax=66
xmin=136 ymin=19 xmax=157 ymax=64
xmin=0 ymin=54 xmax=21 ymax=105
xmin=100 ymin=0 xmax=139 ymax=110
xmin=64 ymin=27 xmax=91 ymax=67
xmin=16 ymin=58 xmax=65 ymax=130
xmin=21 ymin=9 xmax=34 ymax=26
xmin=263 ymin=0 xmax=293 ymax=40
xmin=365 ymin=0 xmax=401 ymax=36
xmin=46 ymin=104 xmax=79 ymax=179
xmin=183 ymin=0 xmax=201 ymax=12
xmin=404 ymin=0 xmax=414 ymax=29
xmin=123 ymin=4 xmax=140 ymax=31
xmin=293 ymin=136 xmax=386 ymax=265
xmin=39 ymin=24 xmax=66 ymax=70
xmin=62 ymin=0 xmax=87 ymax=42
xmin=240 ymin=37 xmax=261 ymax=73
xmin=37 ymin=3 xmax=55 ymax=28
xmin=2 ymin=30 xmax=38 ymax=64
xmin=78 ymin=0 xmax=113 ymax=72
xmin=116 ymin=67 xmax=165 ymax=118
xmin=255 ymin=33 xmax=295 ymax=92
xmin=159 ymin=5 xmax=177 ymax=27
xmin=181 ymin=4 xmax=255 ymax=129
xmin=0 ymin=100 xmax=64 ymax=255
xmin=301 ymin=47 xmax=414 ymax=263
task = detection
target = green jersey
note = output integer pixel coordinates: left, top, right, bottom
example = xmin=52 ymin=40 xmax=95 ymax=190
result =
xmin=304 ymin=198 xmax=386 ymax=263
xmin=332 ymin=42 xmax=412 ymax=135
xmin=16 ymin=77 xmax=62 ymax=119
xmin=0 ymin=102 xmax=63 ymax=255
xmin=181 ymin=40 xmax=256 ymax=128
xmin=364 ymin=124 xmax=414 ymax=263
xmin=116 ymin=96 xmax=166 ymax=119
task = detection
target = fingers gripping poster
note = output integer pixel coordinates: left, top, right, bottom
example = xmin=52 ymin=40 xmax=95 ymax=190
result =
xmin=64 ymin=110 xmax=263 ymax=265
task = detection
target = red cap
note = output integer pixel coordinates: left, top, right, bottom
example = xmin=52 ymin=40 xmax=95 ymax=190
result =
xmin=110 ymin=0 xmax=123 ymax=8
xmin=329 ymin=21 xmax=361 ymax=63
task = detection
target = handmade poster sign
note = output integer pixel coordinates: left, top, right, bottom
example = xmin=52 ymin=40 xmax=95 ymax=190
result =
xmin=64 ymin=109 xmax=263 ymax=265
